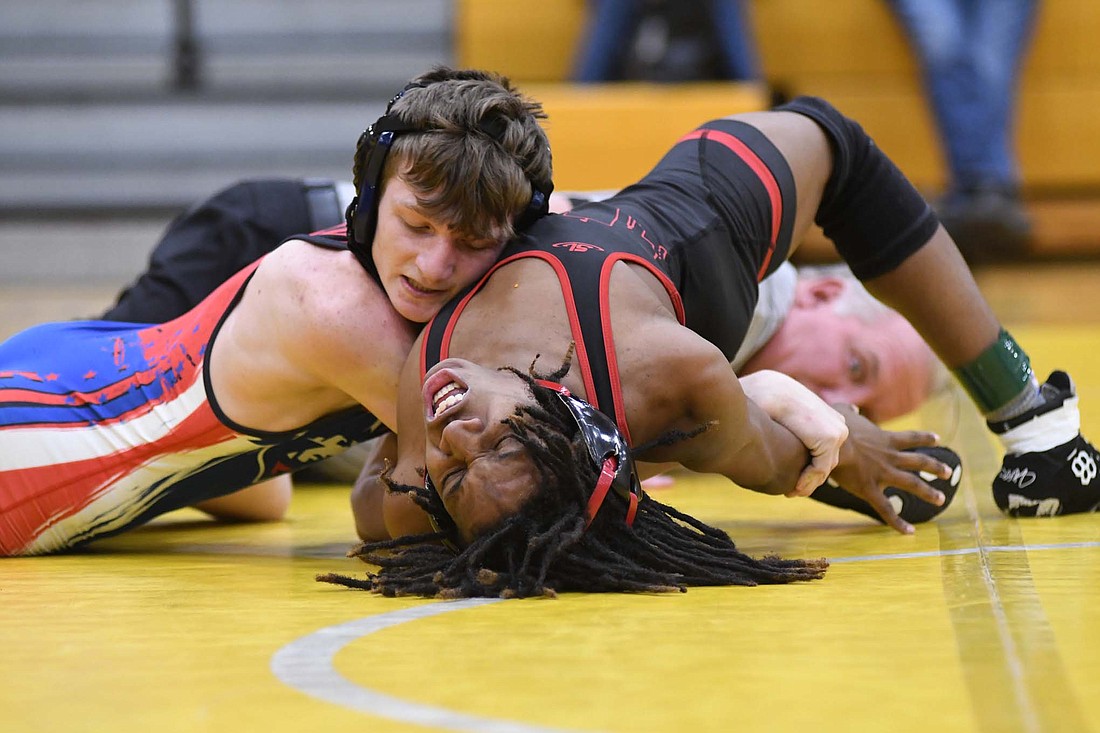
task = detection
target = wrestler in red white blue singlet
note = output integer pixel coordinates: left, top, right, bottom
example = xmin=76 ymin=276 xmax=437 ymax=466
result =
xmin=0 ymin=251 xmax=385 ymax=556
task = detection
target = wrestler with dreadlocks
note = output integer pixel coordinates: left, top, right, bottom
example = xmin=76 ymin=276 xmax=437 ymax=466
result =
xmin=322 ymin=98 xmax=1047 ymax=598
xmin=0 ymin=67 xmax=875 ymax=556
xmin=328 ymin=95 xmax=1098 ymax=599
xmin=323 ymin=347 xmax=835 ymax=597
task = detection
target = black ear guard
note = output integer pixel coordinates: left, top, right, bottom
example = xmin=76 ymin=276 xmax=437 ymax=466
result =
xmin=345 ymin=83 xmax=553 ymax=280
xmin=345 ymin=83 xmax=425 ymax=278
xmin=534 ymin=380 xmax=642 ymax=528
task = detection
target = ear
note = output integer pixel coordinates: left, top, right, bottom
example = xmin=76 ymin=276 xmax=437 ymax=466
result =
xmin=793 ymin=276 xmax=846 ymax=308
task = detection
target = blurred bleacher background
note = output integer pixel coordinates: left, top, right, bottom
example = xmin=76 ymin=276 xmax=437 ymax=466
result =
xmin=3 ymin=0 xmax=1100 ymax=302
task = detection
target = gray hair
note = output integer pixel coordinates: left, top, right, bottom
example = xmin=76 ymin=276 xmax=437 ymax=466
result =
xmin=796 ymin=263 xmax=954 ymax=398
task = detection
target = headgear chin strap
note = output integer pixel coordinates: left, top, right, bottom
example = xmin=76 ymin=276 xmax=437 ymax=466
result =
xmin=345 ymin=82 xmax=554 ymax=281
xmin=534 ymin=379 xmax=642 ymax=528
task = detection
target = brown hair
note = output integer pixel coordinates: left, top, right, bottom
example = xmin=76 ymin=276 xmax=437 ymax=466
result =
xmin=377 ymin=67 xmax=552 ymax=243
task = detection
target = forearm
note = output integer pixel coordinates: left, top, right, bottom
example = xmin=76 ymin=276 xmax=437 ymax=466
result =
xmin=677 ymin=390 xmax=810 ymax=494
xmin=739 ymin=370 xmax=819 ymax=424
xmin=352 ymin=465 xmax=443 ymax=545
xmin=351 ymin=471 xmax=389 ymax=541
xmin=661 ymin=349 xmax=811 ymax=494
xmin=731 ymin=401 xmax=812 ymax=494
xmin=740 ymin=370 xmax=849 ymax=496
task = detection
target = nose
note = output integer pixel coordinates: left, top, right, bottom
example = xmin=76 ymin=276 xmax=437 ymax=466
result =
xmin=437 ymin=416 xmax=483 ymax=460
xmin=414 ymin=235 xmax=458 ymax=286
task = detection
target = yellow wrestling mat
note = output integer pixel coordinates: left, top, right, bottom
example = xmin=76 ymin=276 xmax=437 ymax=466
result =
xmin=2 ymin=294 xmax=1099 ymax=733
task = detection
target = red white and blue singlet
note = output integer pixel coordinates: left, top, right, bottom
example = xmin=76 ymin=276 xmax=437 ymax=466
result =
xmin=0 ymin=258 xmax=385 ymax=555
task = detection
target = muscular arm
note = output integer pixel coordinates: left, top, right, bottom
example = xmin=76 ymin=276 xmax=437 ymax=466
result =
xmin=739 ymin=369 xmax=847 ymax=496
xmin=635 ymin=323 xmax=812 ymax=495
xmin=287 ymin=254 xmax=418 ymax=433
xmin=218 ymin=241 xmax=418 ymax=434
xmin=349 ymin=434 xmax=395 ymax=540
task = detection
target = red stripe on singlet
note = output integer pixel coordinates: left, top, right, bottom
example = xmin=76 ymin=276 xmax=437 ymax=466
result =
xmin=678 ymin=128 xmax=782 ymax=281
xmin=596 ymin=252 xmax=685 ymax=445
xmin=423 ymin=252 xmax=602 ymax=414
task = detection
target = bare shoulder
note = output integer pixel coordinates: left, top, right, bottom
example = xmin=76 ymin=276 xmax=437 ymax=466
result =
xmin=620 ymin=317 xmax=734 ymax=437
xmin=624 ymin=320 xmax=768 ymax=478
xmin=256 ymin=239 xmax=383 ymax=307
xmin=255 ymin=239 xmax=408 ymax=347
xmin=249 ymin=239 xmax=418 ymax=424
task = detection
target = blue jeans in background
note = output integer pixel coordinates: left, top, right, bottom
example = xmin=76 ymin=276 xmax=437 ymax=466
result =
xmin=574 ymin=0 xmax=760 ymax=82
xmin=886 ymin=0 xmax=1039 ymax=192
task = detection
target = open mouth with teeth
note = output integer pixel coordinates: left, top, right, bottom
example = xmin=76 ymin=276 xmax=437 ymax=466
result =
xmin=431 ymin=381 xmax=467 ymax=418
xmin=423 ymin=365 xmax=471 ymax=420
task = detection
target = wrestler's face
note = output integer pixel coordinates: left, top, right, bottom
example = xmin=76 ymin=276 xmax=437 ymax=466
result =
xmin=372 ymin=175 xmax=507 ymax=323
xmin=420 ymin=358 xmax=539 ymax=543
xmin=743 ymin=278 xmax=934 ymax=423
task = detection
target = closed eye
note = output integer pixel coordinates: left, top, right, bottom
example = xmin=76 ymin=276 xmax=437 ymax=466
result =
xmin=444 ymin=435 xmax=519 ymax=495
xmin=442 ymin=468 xmax=465 ymax=496
xmin=458 ymin=237 xmax=501 ymax=253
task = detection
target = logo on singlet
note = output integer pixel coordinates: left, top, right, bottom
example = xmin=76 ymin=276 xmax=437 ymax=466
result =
xmin=552 ymin=242 xmax=605 ymax=253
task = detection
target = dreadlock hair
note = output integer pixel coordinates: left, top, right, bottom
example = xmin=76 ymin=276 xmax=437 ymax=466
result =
xmin=319 ymin=351 xmax=828 ymax=598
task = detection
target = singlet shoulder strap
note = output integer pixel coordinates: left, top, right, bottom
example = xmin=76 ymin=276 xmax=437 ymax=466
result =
xmin=420 ymin=240 xmax=683 ymax=446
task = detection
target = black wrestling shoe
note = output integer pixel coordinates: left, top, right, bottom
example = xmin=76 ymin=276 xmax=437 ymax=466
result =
xmin=988 ymin=371 xmax=1100 ymax=516
xmin=810 ymin=446 xmax=963 ymax=524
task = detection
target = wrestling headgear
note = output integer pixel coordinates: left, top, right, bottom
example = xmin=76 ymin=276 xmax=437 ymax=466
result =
xmin=345 ymin=81 xmax=553 ymax=280
xmin=423 ymin=380 xmax=642 ymax=552
xmin=534 ymin=380 xmax=643 ymax=528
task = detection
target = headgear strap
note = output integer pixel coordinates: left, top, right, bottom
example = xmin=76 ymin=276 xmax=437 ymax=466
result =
xmin=534 ymin=380 xmax=642 ymax=528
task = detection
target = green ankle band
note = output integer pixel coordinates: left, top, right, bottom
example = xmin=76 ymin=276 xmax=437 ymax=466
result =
xmin=953 ymin=329 xmax=1034 ymax=412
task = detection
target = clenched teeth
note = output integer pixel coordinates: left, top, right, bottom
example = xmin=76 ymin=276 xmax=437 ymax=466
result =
xmin=432 ymin=382 xmax=466 ymax=415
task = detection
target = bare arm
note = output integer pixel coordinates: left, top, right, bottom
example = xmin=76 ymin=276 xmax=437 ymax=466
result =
xmin=291 ymin=271 xmax=417 ymax=434
xmin=738 ymin=369 xmax=848 ymax=496
xmin=637 ymin=326 xmax=811 ymax=495
xmin=349 ymin=434 xmax=396 ymax=540
xmin=348 ymin=432 xmax=445 ymax=541
xmin=351 ymin=337 xmax=437 ymax=540
xmin=209 ymin=243 xmax=417 ymax=436
xmin=738 ymin=367 xmax=952 ymax=533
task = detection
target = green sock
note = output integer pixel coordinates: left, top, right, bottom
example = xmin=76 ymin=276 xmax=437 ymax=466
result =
xmin=954 ymin=329 xmax=1040 ymax=416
